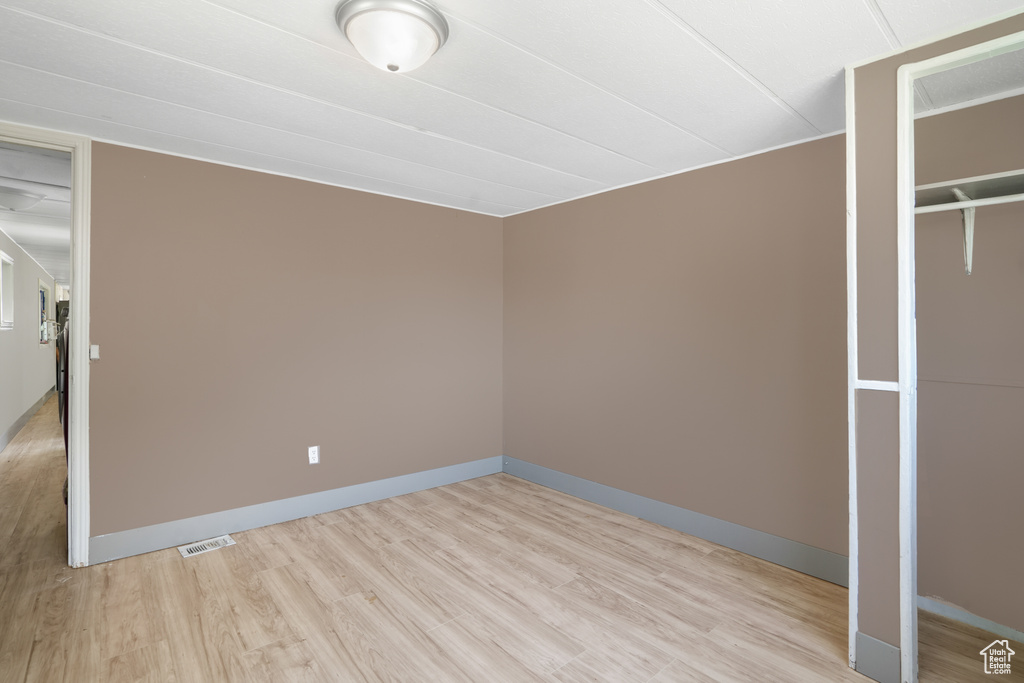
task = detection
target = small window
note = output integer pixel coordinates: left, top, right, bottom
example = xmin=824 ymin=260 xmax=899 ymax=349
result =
xmin=0 ymin=251 xmax=13 ymax=330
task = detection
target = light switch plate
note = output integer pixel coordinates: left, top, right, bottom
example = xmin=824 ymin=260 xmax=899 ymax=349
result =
xmin=89 ymin=344 xmax=100 ymax=360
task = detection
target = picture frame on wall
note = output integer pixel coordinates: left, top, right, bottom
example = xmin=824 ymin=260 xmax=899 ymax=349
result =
xmin=39 ymin=279 xmax=50 ymax=344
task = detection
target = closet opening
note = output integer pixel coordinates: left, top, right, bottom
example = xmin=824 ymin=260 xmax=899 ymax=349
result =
xmin=895 ymin=31 xmax=1024 ymax=683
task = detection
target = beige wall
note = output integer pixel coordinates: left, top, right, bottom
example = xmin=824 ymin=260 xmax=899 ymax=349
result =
xmin=0 ymin=226 xmax=55 ymax=444
xmin=916 ymin=95 xmax=1024 ymax=185
xmin=915 ymin=96 xmax=1024 ymax=631
xmin=503 ymin=136 xmax=849 ymax=555
xmin=89 ymin=144 xmax=503 ymax=536
xmin=852 ymin=14 xmax=1024 ymax=647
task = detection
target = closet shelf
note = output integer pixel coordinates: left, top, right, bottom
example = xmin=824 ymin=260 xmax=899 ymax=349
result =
xmin=915 ymin=168 xmax=1024 ymax=214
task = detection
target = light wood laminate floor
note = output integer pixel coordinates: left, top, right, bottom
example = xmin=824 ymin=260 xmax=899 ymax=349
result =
xmin=1 ymin=397 xmax=1018 ymax=681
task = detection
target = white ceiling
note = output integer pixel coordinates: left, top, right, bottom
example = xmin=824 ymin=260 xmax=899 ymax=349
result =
xmin=0 ymin=0 xmax=1022 ymax=219
xmin=0 ymin=142 xmax=71 ymax=288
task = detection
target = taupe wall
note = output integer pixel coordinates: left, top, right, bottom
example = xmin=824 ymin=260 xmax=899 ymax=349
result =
xmin=0 ymin=226 xmax=55 ymax=444
xmin=855 ymin=391 xmax=899 ymax=645
xmin=503 ymin=136 xmax=849 ymax=555
xmin=915 ymin=95 xmax=1024 ymax=185
xmin=89 ymin=144 xmax=503 ymax=536
xmin=852 ymin=13 xmax=1024 ymax=647
xmin=915 ymin=96 xmax=1024 ymax=631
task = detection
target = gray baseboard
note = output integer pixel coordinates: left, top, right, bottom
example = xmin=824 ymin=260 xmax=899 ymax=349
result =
xmin=501 ymin=456 xmax=849 ymax=587
xmin=89 ymin=455 xmax=503 ymax=565
xmin=855 ymin=631 xmax=901 ymax=683
xmin=0 ymin=388 xmax=54 ymax=454
xmin=918 ymin=596 xmax=1024 ymax=644
xmin=88 ymin=453 xmax=850 ymax=588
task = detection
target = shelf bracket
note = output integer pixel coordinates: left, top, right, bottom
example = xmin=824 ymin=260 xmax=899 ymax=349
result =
xmin=952 ymin=188 xmax=975 ymax=275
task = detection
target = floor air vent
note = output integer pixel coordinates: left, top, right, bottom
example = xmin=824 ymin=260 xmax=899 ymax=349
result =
xmin=177 ymin=534 xmax=235 ymax=558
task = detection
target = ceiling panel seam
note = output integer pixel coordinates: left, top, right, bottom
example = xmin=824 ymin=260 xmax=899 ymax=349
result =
xmin=858 ymin=0 xmax=903 ymax=50
xmin=0 ymin=101 xmax=516 ymax=217
xmin=437 ymin=14 xmax=735 ymax=157
xmin=642 ymin=0 xmax=822 ymax=135
xmin=0 ymin=94 xmax=531 ymax=214
xmin=914 ymin=80 xmax=938 ymax=109
xmin=857 ymin=0 xmax=937 ymax=108
xmin=0 ymin=61 xmax=568 ymax=203
xmin=404 ymin=77 xmax=665 ymax=172
xmin=844 ymin=6 xmax=1024 ymax=69
xmin=0 ymin=4 xmax=637 ymax=186
xmin=0 ymin=175 xmax=69 ymax=193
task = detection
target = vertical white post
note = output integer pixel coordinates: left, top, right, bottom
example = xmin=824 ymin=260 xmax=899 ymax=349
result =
xmin=896 ymin=62 xmax=919 ymax=683
xmin=68 ymin=137 xmax=91 ymax=568
xmin=844 ymin=63 xmax=860 ymax=671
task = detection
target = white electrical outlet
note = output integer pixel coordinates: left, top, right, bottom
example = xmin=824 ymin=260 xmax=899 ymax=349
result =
xmin=308 ymin=445 xmax=320 ymax=464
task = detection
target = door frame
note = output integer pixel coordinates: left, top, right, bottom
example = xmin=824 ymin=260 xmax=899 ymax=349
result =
xmin=0 ymin=121 xmax=91 ymax=567
xmin=893 ymin=30 xmax=1024 ymax=683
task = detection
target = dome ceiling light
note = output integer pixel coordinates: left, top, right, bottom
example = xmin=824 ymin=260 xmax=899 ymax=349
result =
xmin=0 ymin=187 xmax=46 ymax=212
xmin=335 ymin=0 xmax=449 ymax=74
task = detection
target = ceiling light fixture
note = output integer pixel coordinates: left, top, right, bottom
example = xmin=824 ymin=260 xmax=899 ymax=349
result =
xmin=0 ymin=187 xmax=46 ymax=212
xmin=335 ymin=0 xmax=449 ymax=74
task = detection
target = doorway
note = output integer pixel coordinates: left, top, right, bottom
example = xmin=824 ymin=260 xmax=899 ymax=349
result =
xmin=0 ymin=122 xmax=91 ymax=567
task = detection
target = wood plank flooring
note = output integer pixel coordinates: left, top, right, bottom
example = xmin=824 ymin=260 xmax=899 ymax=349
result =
xmin=1 ymin=396 xmax=1018 ymax=681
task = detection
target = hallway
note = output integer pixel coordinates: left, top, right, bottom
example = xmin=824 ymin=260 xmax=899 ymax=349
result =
xmin=0 ymin=395 xmax=66 ymax=572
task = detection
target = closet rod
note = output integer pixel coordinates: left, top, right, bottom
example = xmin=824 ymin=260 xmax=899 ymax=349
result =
xmin=915 ymin=191 xmax=1024 ymax=214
